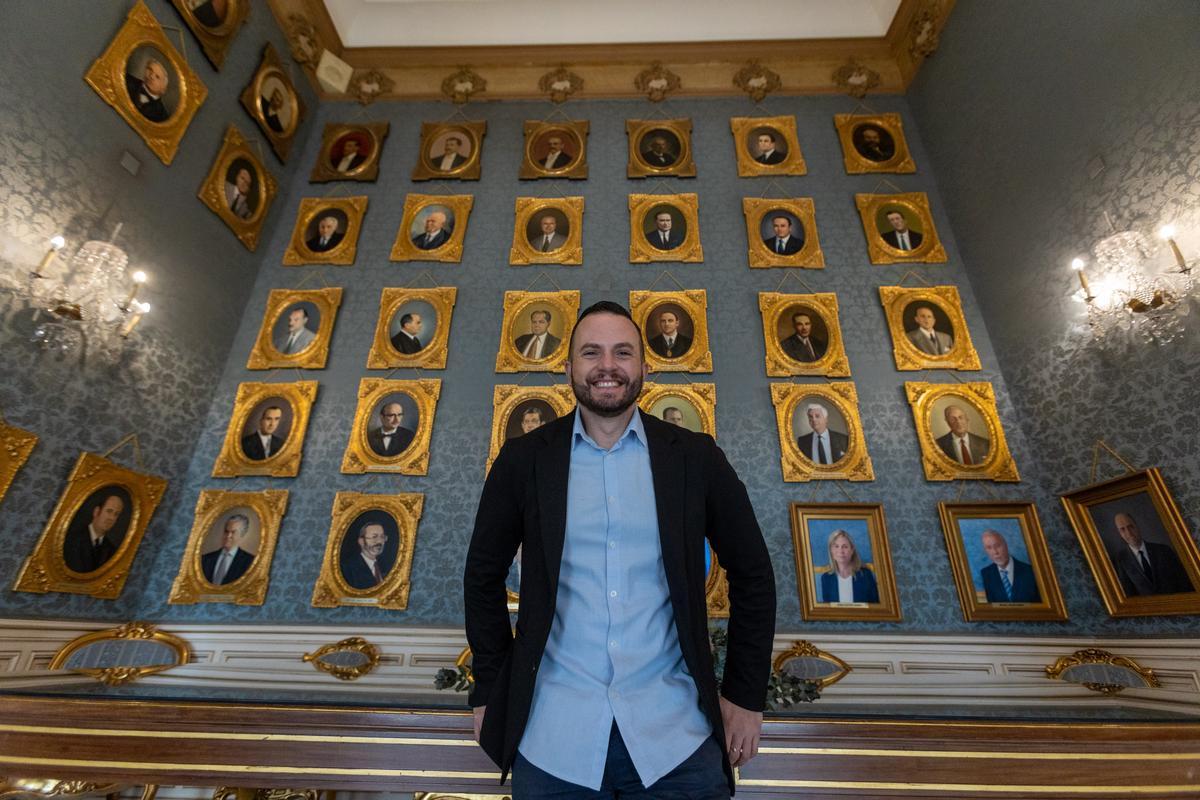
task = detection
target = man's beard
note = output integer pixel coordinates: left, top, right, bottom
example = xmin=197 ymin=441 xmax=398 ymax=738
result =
xmin=571 ymin=368 xmax=643 ymax=418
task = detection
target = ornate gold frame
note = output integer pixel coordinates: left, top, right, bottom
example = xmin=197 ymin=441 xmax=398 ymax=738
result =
xmin=487 ymin=385 xmax=576 ymax=470
xmin=311 ymin=492 xmax=424 ymax=609
xmin=772 ymin=640 xmax=853 ymax=689
xmin=880 ymin=285 xmax=981 ymax=371
xmin=212 ymin=381 xmax=318 ymax=477
xmin=411 ymin=120 xmax=487 ymax=181
xmin=389 ymin=194 xmax=474 ymax=263
xmin=789 ymin=502 xmax=901 ymax=621
xmin=1060 ymin=468 xmax=1200 ymax=618
xmin=169 ymin=0 xmax=248 ymax=69
xmin=282 ymin=195 xmax=368 ymax=266
xmin=742 ymin=197 xmax=824 ymax=269
xmin=758 ymin=292 xmax=851 ymax=378
xmin=0 ymin=421 xmax=37 ymax=509
xmin=730 ymin=115 xmax=807 ymax=177
xmin=905 ymin=381 xmax=1019 ymax=482
xmin=626 ymin=119 xmax=695 ymax=178
xmin=168 ymin=489 xmax=289 ymax=605
xmin=84 ymin=0 xmax=208 ymax=166
xmin=509 ymin=197 xmax=585 ymax=265
xmin=855 ymin=192 xmax=948 ymax=265
xmin=834 ymin=113 xmax=917 ymax=174
xmin=302 ymin=636 xmax=382 ymax=679
xmin=938 ymin=501 xmax=1068 ymax=622
xmin=48 ymin=621 xmax=190 ymax=685
xmin=638 ymin=382 xmax=716 ymax=437
xmin=13 ymin=452 xmax=167 ymax=599
xmin=771 ymin=383 xmax=874 ymax=482
xmin=628 ymin=193 xmax=704 ymax=263
xmin=198 ymin=125 xmax=278 ymax=252
xmin=309 ymin=122 xmax=390 ymax=183
xmin=367 ymin=287 xmax=457 ymax=370
xmin=520 ymin=119 xmax=589 ymax=180
xmin=629 ymin=289 xmax=712 ymax=373
xmin=495 ymin=290 xmax=580 ymax=373
xmin=239 ymin=43 xmax=305 ymax=163
xmin=706 ymin=549 xmax=730 ymax=619
xmin=246 ymin=287 xmax=342 ymax=370
xmin=1045 ymin=648 xmax=1161 ymax=695
xmin=341 ymin=379 xmax=441 ymax=475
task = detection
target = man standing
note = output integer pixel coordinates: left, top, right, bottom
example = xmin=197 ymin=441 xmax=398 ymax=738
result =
xmin=391 ymin=313 xmax=425 ymax=355
xmin=647 ymin=309 xmax=692 ymax=359
xmin=514 ymin=310 xmax=561 ymax=361
xmin=201 ymin=514 xmax=256 ymax=586
xmin=935 ymin=405 xmax=990 ymax=465
xmin=224 ymin=167 xmax=254 ymax=220
xmin=275 ymin=307 xmax=316 ymax=355
xmin=1111 ymin=513 xmax=1194 ymax=596
xmin=979 ymin=529 xmax=1040 ymax=603
xmin=763 ymin=216 xmax=803 ymax=255
xmin=241 ymin=406 xmax=285 ymax=461
xmin=796 ymin=403 xmax=848 ymax=465
xmin=533 ymin=215 xmax=568 ymax=253
xmin=413 ymin=211 xmax=452 ymax=250
xmin=541 ymin=135 xmax=572 ymax=170
xmin=906 ymin=306 xmax=954 ymax=355
xmin=753 ymin=132 xmax=785 ymax=165
xmin=63 ymin=492 xmax=126 ymax=573
xmin=306 ymin=216 xmax=343 ymax=253
xmin=465 ymin=300 xmax=775 ymax=798
xmin=368 ymin=402 xmax=415 ymax=457
xmin=881 ymin=210 xmax=922 ymax=251
xmin=779 ymin=311 xmax=826 ymax=363
xmin=646 ymin=211 xmax=681 ymax=251
xmin=340 ymin=520 xmax=393 ymax=590
xmin=125 ymin=58 xmax=170 ymax=123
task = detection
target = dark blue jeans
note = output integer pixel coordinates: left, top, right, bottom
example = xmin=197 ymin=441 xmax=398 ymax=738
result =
xmin=511 ymin=722 xmax=729 ymax=799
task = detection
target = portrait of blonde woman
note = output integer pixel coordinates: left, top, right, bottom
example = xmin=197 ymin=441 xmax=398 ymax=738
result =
xmin=820 ymin=528 xmax=879 ymax=604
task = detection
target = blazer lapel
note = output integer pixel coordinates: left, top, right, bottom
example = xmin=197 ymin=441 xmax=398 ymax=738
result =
xmin=535 ymin=411 xmax=574 ymax=600
xmin=644 ymin=412 xmax=690 ymax=616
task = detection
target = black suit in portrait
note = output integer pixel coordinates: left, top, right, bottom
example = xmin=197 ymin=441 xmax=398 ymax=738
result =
xmin=1113 ymin=541 xmax=1194 ymax=597
xmin=124 ymin=74 xmax=168 ymax=123
xmin=857 ymin=141 xmax=895 ymax=162
xmin=882 ymin=228 xmax=923 ymax=250
xmin=306 ymin=231 xmax=344 ymax=253
xmin=513 ymin=332 xmax=562 ymax=360
xmin=434 ymin=153 xmax=468 ymax=171
xmin=260 ymin=97 xmax=285 ymax=134
xmin=796 ymin=430 xmax=849 ymax=465
xmin=641 ymin=150 xmax=676 ymax=167
xmin=200 ymin=547 xmax=256 ymax=586
xmin=763 ymin=235 xmax=804 ymax=255
xmin=340 ymin=551 xmax=395 ymax=590
xmin=936 ymin=431 xmax=990 ymax=464
xmin=62 ymin=521 xmax=118 ymax=574
xmin=981 ymin=558 xmax=1041 ymax=603
xmin=391 ymin=331 xmax=424 ymax=354
xmin=241 ymin=432 xmax=285 ymax=461
xmin=412 ymin=228 xmax=451 ymax=250
xmin=464 ymin=410 xmax=776 ymax=791
xmin=335 ymin=152 xmax=367 ymax=172
xmin=647 ymin=332 xmax=692 ymax=359
xmin=780 ymin=334 xmax=826 ymax=363
xmin=540 ymin=151 xmax=572 ymax=170
xmin=191 ymin=0 xmax=223 ymax=27
xmin=645 ymin=229 xmax=681 ymax=251
xmin=368 ymin=426 xmax=414 ymax=457
xmin=755 ymin=149 xmax=786 ymax=165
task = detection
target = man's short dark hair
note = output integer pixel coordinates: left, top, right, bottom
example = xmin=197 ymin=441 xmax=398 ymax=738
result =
xmin=290 ymin=306 xmax=308 ymax=320
xmin=568 ymin=300 xmax=642 ymax=356
xmin=759 ymin=131 xmax=777 ymax=143
xmin=400 ymin=313 xmax=414 ymax=327
xmin=531 ymin=309 xmax=551 ymax=323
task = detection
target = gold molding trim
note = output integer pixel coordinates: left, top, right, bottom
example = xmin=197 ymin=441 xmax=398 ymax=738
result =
xmin=282 ymin=195 xmax=368 ymax=266
xmin=742 ymin=198 xmax=825 ymax=269
xmin=495 ymin=291 xmax=580 ymax=373
xmin=730 ymin=116 xmax=807 ymax=177
xmin=629 ymin=289 xmax=713 ymax=373
xmin=47 ymin=622 xmax=189 ymax=685
xmin=309 ymin=121 xmax=389 ymax=183
xmin=628 ymin=193 xmax=703 ymax=263
xmin=509 ymin=197 xmax=584 ymax=265
xmin=772 ymin=640 xmax=853 ymax=688
xmin=411 ymin=121 xmax=487 ymax=181
xmin=880 ymin=284 xmax=980 ymax=371
xmin=350 ymin=68 xmax=395 ymax=105
xmin=487 ymin=384 xmax=576 ymax=471
xmin=905 ymin=381 xmax=1019 ymax=482
xmin=758 ymin=292 xmax=850 ymax=378
xmin=169 ymin=0 xmax=249 ymax=70
xmin=247 ymin=287 xmax=342 ymax=370
xmin=733 ymin=60 xmax=781 ymax=102
xmin=1045 ymin=648 xmax=1160 ymax=695
xmin=855 ymin=191 xmax=948 ymax=265
xmin=638 ymin=382 xmax=715 ymax=438
xmin=771 ymin=383 xmax=874 ymax=482
xmin=834 ymin=112 xmax=917 ymax=174
xmin=520 ymin=119 xmax=588 ymax=180
xmin=212 ymin=381 xmax=318 ymax=477
xmin=240 ymin=43 xmax=305 ymax=163
xmin=626 ymin=119 xmax=695 ymax=178
xmin=0 ymin=779 xmax=124 ymax=799
xmin=538 ymin=66 xmax=583 ymax=104
xmin=341 ymin=379 xmax=441 ymax=475
xmin=312 ymin=493 xmax=424 ymax=609
xmin=0 ymin=421 xmax=37 ymax=509
xmin=390 ymin=194 xmax=474 ymax=263
xmin=302 ymin=636 xmax=383 ymax=680
xmin=442 ymin=67 xmax=486 ymax=104
xmin=634 ymin=61 xmax=681 ymax=102
xmin=198 ymin=125 xmax=278 ymax=252
xmin=832 ymin=57 xmax=881 ymax=98
xmin=367 ymin=287 xmax=457 ymax=370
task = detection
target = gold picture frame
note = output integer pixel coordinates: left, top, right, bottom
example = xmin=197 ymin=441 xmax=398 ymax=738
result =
xmin=790 ymin=503 xmax=901 ymax=621
xmin=706 ymin=549 xmax=731 ymax=619
xmin=169 ymin=0 xmax=248 ymax=70
xmin=626 ymin=119 xmax=696 ymax=178
xmin=730 ymin=115 xmax=807 ymax=177
xmin=905 ymin=381 xmax=1019 ymax=482
xmin=412 ymin=120 xmax=487 ymax=181
xmin=0 ymin=421 xmax=38 ymax=509
xmin=939 ymin=501 xmax=1068 ymax=622
xmin=771 ymin=383 xmax=874 ymax=482
xmin=367 ymin=287 xmax=457 ymax=370
xmin=758 ymin=292 xmax=851 ymax=378
xmin=630 ymin=289 xmax=713 ymax=373
xmin=880 ymin=285 xmax=981 ymax=371
xmin=246 ymin=287 xmax=342 ymax=370
xmin=496 ymin=290 xmax=581 ymax=373
xmin=13 ymin=452 xmax=167 ymax=599
xmin=629 ymin=193 xmax=703 ymax=263
xmin=1060 ymin=468 xmax=1200 ymax=618
xmin=390 ymin=194 xmax=474 ymax=263
xmin=168 ymin=489 xmax=288 ymax=606
xmin=239 ymin=43 xmax=305 ymax=163
xmin=487 ymin=385 xmax=576 ymax=471
xmin=311 ymin=491 xmax=424 ymax=610
xmin=742 ymin=197 xmax=824 ymax=269
xmin=835 ymin=113 xmax=917 ymax=174
xmin=341 ymin=378 xmax=441 ymax=475
xmin=84 ymin=0 xmax=208 ymax=166
xmin=309 ymin=122 xmax=390 ymax=183
xmin=212 ymin=381 xmax=318 ymax=477
xmin=638 ymin=382 xmax=716 ymax=437
xmin=856 ymin=192 xmax=948 ymax=265
xmin=282 ymin=195 xmax=368 ymax=266
xmin=520 ymin=119 xmax=589 ymax=180
xmin=509 ymin=196 xmax=585 ymax=265
xmin=198 ymin=125 xmax=278 ymax=252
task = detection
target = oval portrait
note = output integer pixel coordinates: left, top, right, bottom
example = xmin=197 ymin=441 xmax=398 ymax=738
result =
xmin=427 ymin=128 xmax=473 ymax=172
xmin=852 ymin=122 xmax=896 ymax=163
xmin=304 ymin=208 xmax=348 ymax=253
xmin=186 ymin=0 xmax=232 ymax=28
xmin=389 ymin=299 xmax=437 ymax=356
xmin=507 ymin=399 xmax=557 ymax=440
xmin=748 ymin=125 xmax=788 ymax=165
xmin=367 ymin=392 xmax=418 ymax=459
xmin=409 ymin=204 xmax=455 ymax=251
xmin=526 ymin=207 xmax=570 ymax=253
xmin=328 ymin=129 xmax=374 ymax=175
xmin=806 ymin=517 xmax=878 ymax=605
xmin=198 ymin=506 xmax=261 ymax=587
xmin=223 ymin=157 xmax=260 ymax=221
xmin=510 ymin=303 xmax=566 ymax=362
xmin=240 ymin=397 xmax=294 ymax=461
xmin=775 ymin=304 xmax=829 ymax=364
xmin=62 ymin=485 xmax=134 ymax=574
xmin=531 ymin=128 xmax=577 ymax=171
xmin=648 ymin=396 xmax=703 ymax=433
xmin=792 ymin=397 xmax=850 ymax=466
xmin=124 ymin=45 xmax=179 ymax=124
xmin=638 ymin=128 xmax=681 ymax=168
xmin=928 ymin=395 xmax=991 ymax=466
xmin=760 ymin=209 xmax=805 ymax=255
xmin=258 ymin=73 xmax=295 ymax=135
xmin=643 ymin=204 xmax=687 ymax=251
xmin=646 ymin=302 xmax=694 ymax=360
xmin=876 ymin=205 xmax=924 ymax=252
xmin=337 ymin=509 xmax=401 ymax=591
xmin=901 ymin=299 xmax=956 ymax=357
xmin=271 ymin=300 xmax=320 ymax=356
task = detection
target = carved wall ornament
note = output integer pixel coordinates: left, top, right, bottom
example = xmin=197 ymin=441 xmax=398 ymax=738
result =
xmin=1045 ymin=648 xmax=1160 ymax=695
xmin=48 ymin=621 xmax=190 ymax=685
xmin=908 ymin=6 xmax=942 ymax=59
xmin=733 ymin=61 xmax=781 ymax=102
xmin=832 ymin=58 xmax=880 ymax=99
xmin=772 ymin=640 xmax=853 ymax=688
xmin=285 ymin=14 xmax=320 ymax=67
xmin=351 ymin=69 xmax=394 ymax=105
xmin=538 ymin=66 xmax=583 ymax=104
xmin=634 ymin=61 xmax=681 ymax=102
xmin=0 ymin=421 xmax=37 ymax=510
xmin=442 ymin=67 xmax=487 ymax=104
xmin=0 ymin=779 xmax=124 ymax=799
xmin=302 ymin=637 xmax=382 ymax=681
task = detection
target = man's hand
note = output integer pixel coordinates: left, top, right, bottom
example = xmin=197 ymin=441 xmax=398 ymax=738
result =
xmin=719 ymin=696 xmax=763 ymax=768
xmin=472 ymin=705 xmax=486 ymax=743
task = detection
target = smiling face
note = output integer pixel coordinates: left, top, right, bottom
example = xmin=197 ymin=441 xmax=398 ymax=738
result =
xmin=565 ymin=311 xmax=646 ymax=418
xmin=981 ymin=531 xmax=1010 ymax=566
xmin=91 ymin=495 xmax=125 ymax=535
xmin=943 ymin=405 xmax=969 ymax=436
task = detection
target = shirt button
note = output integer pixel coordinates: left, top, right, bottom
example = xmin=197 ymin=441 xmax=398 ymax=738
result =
xmin=609 ymin=541 xmax=616 ymax=549
xmin=610 ymin=590 xmax=617 ymax=597
xmin=610 ymin=641 xmax=617 ymax=648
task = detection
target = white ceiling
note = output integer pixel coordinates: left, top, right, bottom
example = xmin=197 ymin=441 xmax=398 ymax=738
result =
xmin=325 ymin=0 xmax=903 ymax=48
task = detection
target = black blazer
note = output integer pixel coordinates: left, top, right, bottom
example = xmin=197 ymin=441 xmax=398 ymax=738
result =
xmin=306 ymin=231 xmax=344 ymax=253
xmin=412 ymin=229 xmax=451 ymax=250
xmin=464 ymin=410 xmax=776 ymax=791
xmin=647 ymin=332 xmax=692 ymax=359
xmin=391 ymin=331 xmax=424 ymax=354
xmin=340 ymin=552 xmax=394 ymax=590
xmin=62 ymin=522 xmax=117 ymax=573
xmin=200 ymin=547 xmax=255 ymax=585
xmin=796 ymin=430 xmax=849 ymax=464
xmin=241 ymin=433 xmax=285 ymax=461
xmin=882 ymin=229 xmax=923 ymax=250
xmin=125 ymin=74 xmax=168 ymax=123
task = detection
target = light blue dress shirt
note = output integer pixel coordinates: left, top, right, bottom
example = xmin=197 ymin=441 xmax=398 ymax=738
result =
xmin=518 ymin=411 xmax=712 ymax=789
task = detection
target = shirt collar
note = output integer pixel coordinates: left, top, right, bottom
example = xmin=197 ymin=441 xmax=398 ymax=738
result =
xmin=222 ymin=547 xmax=240 ymax=558
xmin=572 ymin=409 xmax=647 ymax=452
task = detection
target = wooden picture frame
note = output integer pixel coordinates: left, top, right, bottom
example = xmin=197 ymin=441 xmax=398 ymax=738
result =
xmin=626 ymin=119 xmax=696 ymax=178
xmin=311 ymin=491 xmax=424 ymax=610
xmin=84 ymin=0 xmax=208 ymax=165
xmin=510 ymin=196 xmax=585 ymax=265
xmin=835 ymin=113 xmax=917 ymax=174
xmin=169 ymin=0 xmax=249 ymax=70
xmin=495 ymin=290 xmax=581 ymax=373
xmin=239 ymin=43 xmax=305 ymax=163
xmin=630 ymin=290 xmax=712 ymax=373
xmin=880 ymin=285 xmax=981 ymax=371
xmin=282 ymin=196 xmax=368 ymax=266
xmin=790 ymin=502 xmax=901 ymax=621
xmin=1060 ymin=468 xmax=1200 ymax=617
xmin=758 ymin=292 xmax=851 ymax=378
xmin=341 ymin=378 xmax=441 ymax=475
xmin=939 ymin=501 xmax=1068 ymax=622
xmin=246 ymin=287 xmax=342 ymax=370
xmin=0 ymin=421 xmax=37 ymax=510
xmin=856 ymin=192 xmax=948 ymax=265
xmin=367 ymin=287 xmax=457 ymax=370
xmin=638 ymin=382 xmax=716 ymax=437
xmin=411 ymin=120 xmax=487 ymax=181
xmin=167 ymin=489 xmax=288 ymax=606
xmin=905 ymin=381 xmax=1019 ymax=482
xmin=730 ymin=115 xmax=807 ymax=177
xmin=487 ymin=384 xmax=576 ymax=471
xmin=520 ymin=119 xmax=589 ymax=180
xmin=629 ymin=193 xmax=703 ymax=263
xmin=742 ymin=197 xmax=824 ymax=269
xmin=309 ymin=122 xmax=390 ymax=183
xmin=771 ymin=382 xmax=874 ymax=482
xmin=198 ymin=125 xmax=278 ymax=252
xmin=390 ymin=194 xmax=474 ymax=263
xmin=212 ymin=381 xmax=318 ymax=477
xmin=13 ymin=453 xmax=167 ymax=599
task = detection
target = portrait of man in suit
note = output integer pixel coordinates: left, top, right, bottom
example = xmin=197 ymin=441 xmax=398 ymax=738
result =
xmin=260 ymin=86 xmax=288 ymax=135
xmin=935 ymin=404 xmax=990 ymax=465
xmin=124 ymin=53 xmax=171 ymax=123
xmin=390 ymin=312 xmax=425 ymax=355
xmin=432 ymin=135 xmax=469 ymax=172
xmin=854 ymin=124 xmax=896 ymax=162
xmin=530 ymin=213 xmax=568 ymax=253
xmin=367 ymin=401 xmax=415 ymax=458
xmin=412 ymin=209 xmax=452 ymax=250
xmin=796 ymin=403 xmax=849 ymax=466
xmin=753 ymin=130 xmax=786 ymax=165
xmin=763 ymin=215 xmax=804 ymax=256
xmin=662 ymin=406 xmax=685 ymax=427
xmin=339 ymin=518 xmax=396 ymax=590
xmin=514 ymin=309 xmax=562 ymax=361
xmin=647 ymin=308 xmax=692 ymax=359
xmin=62 ymin=489 xmax=128 ymax=574
xmin=538 ymin=133 xmax=573 ymax=170
xmin=521 ymin=406 xmax=546 ymax=434
xmin=880 ymin=209 xmax=923 ymax=251
xmin=779 ymin=310 xmax=827 ymax=363
xmin=979 ymin=529 xmax=1040 ymax=603
xmin=333 ymin=137 xmax=367 ymax=173
xmin=1109 ymin=512 xmax=1194 ymax=597
xmin=906 ymin=305 xmax=954 ymax=356
xmin=189 ymin=0 xmax=228 ymax=28
xmin=223 ymin=164 xmax=254 ymax=221
xmin=201 ymin=513 xmax=257 ymax=586
xmin=306 ymin=215 xmax=344 ymax=253
xmin=646 ymin=210 xmax=682 ymax=251
xmin=640 ymin=132 xmax=678 ymax=167
xmin=274 ymin=306 xmax=317 ymax=355
xmin=241 ymin=405 xmax=286 ymax=461
xmin=507 ymin=402 xmax=556 ymax=440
